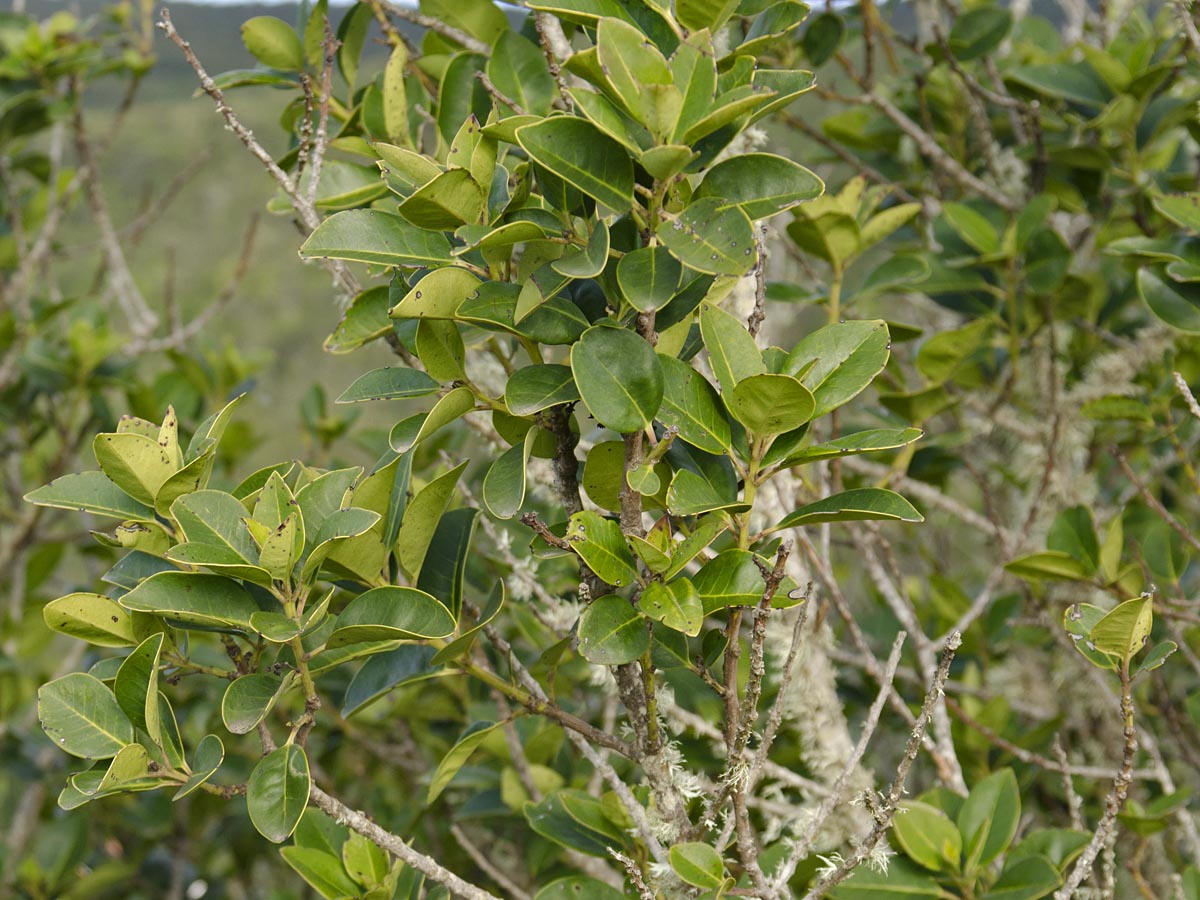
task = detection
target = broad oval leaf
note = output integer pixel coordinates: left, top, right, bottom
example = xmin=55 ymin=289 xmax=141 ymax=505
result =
xmin=566 ymin=511 xmax=639 ymax=587
xmin=617 ymin=246 xmax=683 ymax=312
xmin=727 ymin=372 xmax=815 ymax=435
xmin=24 ymin=471 xmax=157 ymax=523
xmin=695 ymin=153 xmax=823 ymax=220
xmin=247 ymin=744 xmax=311 ymax=843
xmin=669 ymin=842 xmax=726 ymax=889
xmin=1089 ymin=595 xmax=1153 ymax=662
xmin=658 ymin=198 xmax=757 ymax=276
xmin=657 ymin=355 xmax=732 ymax=454
xmin=571 ymin=326 xmax=664 ymax=433
xmin=222 ymin=674 xmax=288 ymax=735
xmin=577 ymin=594 xmax=649 ymax=665
xmin=43 ymin=593 xmax=136 ymax=647
xmin=427 ymin=720 xmax=503 ymax=803
xmin=784 ymin=320 xmax=890 ymax=417
xmin=174 ymin=734 xmax=225 ymax=800
xmin=506 ymin=364 xmax=580 ymax=416
xmin=959 ymin=769 xmax=1021 ymax=873
xmin=342 ymin=645 xmax=440 ymax=717
xmin=639 ymin=578 xmax=704 ymax=636
xmin=893 ymin=801 xmax=962 ymax=873
xmin=38 ymin=673 xmax=133 ymax=760
xmin=699 ymin=301 xmax=765 ymax=393
xmin=327 ymin=586 xmax=456 ymax=648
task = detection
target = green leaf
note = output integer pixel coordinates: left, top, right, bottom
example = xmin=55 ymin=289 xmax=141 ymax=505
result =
xmin=396 ymin=461 xmax=468 ymax=579
xmin=803 ymin=12 xmax=844 ymax=65
xmin=506 ymin=364 xmax=581 ymax=416
xmin=692 ymin=549 xmax=767 ymax=613
xmin=658 ymin=199 xmax=757 ymax=276
xmin=248 ymin=744 xmax=311 ymax=843
xmin=327 ymin=586 xmax=456 ymax=648
xmin=39 ymin=673 xmax=133 ymax=760
xmin=172 ymin=490 xmax=259 ymax=563
xmin=24 ymin=471 xmax=157 ymax=523
xmin=665 ymin=520 xmax=727 ymax=578
xmin=416 ymin=319 xmax=466 ymax=381
xmin=665 ymin=467 xmax=746 ymax=517
xmin=1047 ymin=506 xmax=1100 ymax=574
xmin=577 ymin=594 xmax=649 ymax=665
xmin=657 ymin=355 xmax=732 ymax=454
xmin=1139 ymin=267 xmax=1200 ymax=333
xmin=428 ymin=720 xmax=503 ymax=803
xmin=391 ymin=267 xmax=483 ymax=320
xmin=829 ymin=856 xmax=945 ymax=898
xmin=959 ymin=769 xmax=1021 ymax=874
xmin=675 ymin=0 xmax=739 ymax=34
xmin=342 ymin=645 xmax=439 ymax=717
xmin=525 ymin=791 xmax=625 ymax=856
xmin=1006 ymin=62 xmax=1111 ymax=109
xmin=784 ymin=320 xmax=890 ymax=417
xmin=669 ymin=842 xmax=725 ymax=889
xmin=1006 ymin=550 xmax=1091 ymax=582
xmin=241 ymin=16 xmax=304 ymax=70
xmin=517 ymin=118 xmax=634 ymax=210
xmin=488 ymin=32 xmax=556 ymax=116
xmin=894 ymin=801 xmax=962 ymax=873
xmin=119 ymin=572 xmax=260 ymax=631
xmin=1089 ymin=595 xmax=1153 ymax=661
xmin=700 ymin=301 xmax=765 ymax=392
xmin=982 ymin=855 xmax=1060 ymax=900
xmin=571 ymin=326 xmax=664 ymax=433
xmin=300 ymin=210 xmax=454 ymax=267
xmin=595 ymin=18 xmax=674 ymax=130
xmin=553 ymin=221 xmax=611 ymax=279
xmin=566 ymin=511 xmax=639 ymax=587
xmin=114 ymin=634 xmax=163 ymax=744
xmin=1152 ymin=193 xmax=1200 ymax=231
xmin=695 ymin=153 xmax=823 ymax=220
xmin=639 ymin=578 xmax=703 ymax=636
xmin=92 ymin=432 xmax=176 ymax=508
xmin=174 ymin=734 xmax=225 ymax=801
xmin=280 ymin=847 xmax=361 ymax=900
xmin=948 ymin=7 xmax=1012 ymax=60
xmin=336 ymin=367 xmax=440 ymax=403
xmin=416 ymin=507 xmax=479 ymax=621
xmin=343 ymin=832 xmax=389 ymax=889
xmin=617 ymin=246 xmax=683 ymax=313
xmin=43 ymin=593 xmax=136 ymax=647
xmin=1135 ymin=640 xmax=1177 ymax=675
xmin=773 ymin=488 xmax=923 ymax=530
xmin=397 ymin=169 xmax=486 ymax=230
xmin=325 ymin=286 xmax=392 ymax=353
xmin=727 ymin=373 xmax=815 ymax=435
xmin=482 ymin=431 xmax=536 ymax=520
xmin=776 ymin=428 xmax=923 ymax=466
xmin=222 ymin=674 xmax=287 ymax=735
xmin=390 ymin=387 xmax=477 ymax=452
xmin=431 ymin=583 xmax=504 ymax=666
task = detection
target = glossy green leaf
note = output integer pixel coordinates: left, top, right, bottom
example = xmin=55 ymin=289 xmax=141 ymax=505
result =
xmin=657 ymin=355 xmax=732 ymax=454
xmin=336 ymin=367 xmax=440 ymax=403
xmin=428 ymin=720 xmax=503 ymax=802
xmin=658 ymin=199 xmax=757 ymax=276
xmin=617 ymin=246 xmax=683 ymax=313
xmin=695 ymin=153 xmax=823 ymax=220
xmin=571 ymin=326 xmax=663 ymax=433
xmin=669 ymin=842 xmax=725 ymax=889
xmin=487 ymin=31 xmax=556 ymax=116
xmin=1139 ymin=267 xmax=1200 ymax=332
xmin=727 ymin=372 xmax=815 ymax=435
xmin=390 ymin=267 xmax=483 ymax=320
xmin=534 ymin=877 xmax=626 ymax=900
xmin=666 ymin=468 xmax=748 ymax=517
xmin=241 ymin=16 xmax=304 ymax=70
xmin=300 ymin=210 xmax=454 ymax=267
xmin=517 ymin=118 xmax=634 ymax=210
xmin=342 ymin=645 xmax=439 ymax=717
xmin=343 ymin=832 xmax=389 ymax=889
xmin=1006 ymin=550 xmax=1091 ymax=582
xmin=92 ymin=432 xmax=176 ymax=508
xmin=1089 ymin=595 xmax=1153 ymax=661
xmin=773 ymin=488 xmax=922 ymax=530
xmin=248 ymin=744 xmax=311 ymax=843
xmin=396 ymin=461 xmax=468 ymax=579
xmin=566 ymin=511 xmax=638 ymax=587
xmin=784 ymin=320 xmax=890 ymax=417
xmin=325 ymin=286 xmax=392 ymax=353
xmin=397 ymin=169 xmax=486 ymax=230
xmin=172 ymin=490 xmax=259 ymax=562
xmin=506 ymin=364 xmax=580 ymax=416
xmin=114 ymin=634 xmax=162 ymax=744
xmin=959 ymin=769 xmax=1021 ymax=873
xmin=43 ymin=593 xmax=136 ymax=647
xmin=577 ymin=594 xmax=649 ymax=664
xmin=982 ymin=855 xmax=1061 ymax=900
xmin=483 ymin=430 xmax=537 ymax=520
xmin=829 ymin=856 xmax=944 ymax=898
xmin=280 ymin=847 xmax=361 ymax=900
xmin=327 ymin=586 xmax=456 ymax=648
xmin=639 ymin=578 xmax=703 ymax=636
xmin=1153 ymin=193 xmax=1200 ymax=231
xmin=222 ymin=674 xmax=287 ymax=735
xmin=120 ymin=572 xmax=259 ymax=630
xmin=948 ymin=7 xmax=1012 ymax=60
xmin=552 ymin=221 xmax=610 ymax=279
xmin=700 ymin=301 xmax=765 ymax=393
xmin=39 ymin=673 xmax=133 ymax=760
xmin=894 ymin=801 xmax=962 ymax=873
xmin=24 ymin=471 xmax=157 ymax=523
xmin=692 ymin=549 xmax=767 ymax=614
xmin=776 ymin=428 xmax=923 ymax=466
